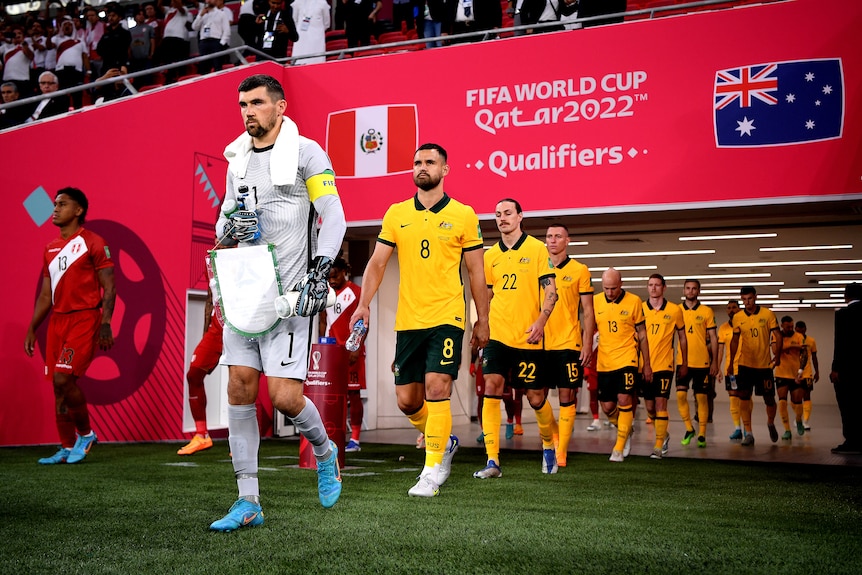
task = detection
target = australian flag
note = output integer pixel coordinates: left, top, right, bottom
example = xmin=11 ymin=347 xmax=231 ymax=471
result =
xmin=714 ymin=58 xmax=843 ymax=147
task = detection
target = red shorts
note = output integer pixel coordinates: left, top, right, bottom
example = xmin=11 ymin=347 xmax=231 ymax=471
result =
xmin=347 ymin=356 xmax=366 ymax=391
xmin=46 ymin=309 xmax=101 ymax=379
xmin=190 ymin=321 xmax=223 ymax=374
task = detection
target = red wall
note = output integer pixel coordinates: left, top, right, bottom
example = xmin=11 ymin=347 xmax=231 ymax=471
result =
xmin=2 ymin=0 xmax=860 ymax=445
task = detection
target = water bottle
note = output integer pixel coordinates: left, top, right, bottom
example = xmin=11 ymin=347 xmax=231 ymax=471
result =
xmin=346 ymin=319 xmax=367 ymax=352
xmin=729 ymin=375 xmax=737 ymax=390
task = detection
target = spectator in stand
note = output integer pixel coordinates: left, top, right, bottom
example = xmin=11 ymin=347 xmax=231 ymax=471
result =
xmin=52 ymin=16 xmax=90 ymax=109
xmin=144 ymin=2 xmax=165 ymax=48
xmin=576 ymin=0 xmax=626 ymax=27
xmin=97 ymin=6 xmax=131 ymax=71
xmin=157 ymin=0 xmax=193 ymax=82
xmin=291 ymin=0 xmax=329 ymax=64
xmin=192 ymin=0 xmax=232 ymax=74
xmin=83 ymin=6 xmax=105 ymax=78
xmin=421 ymin=0 xmax=446 ymax=48
xmin=28 ymin=20 xmax=53 ymax=90
xmin=1 ymin=26 xmax=35 ymax=97
xmin=342 ymin=0 xmax=380 ymax=49
xmin=94 ymin=64 xmax=133 ymax=103
xmin=0 ymin=81 xmax=30 ymax=128
xmin=129 ymin=8 xmax=155 ymax=79
xmin=256 ymin=0 xmax=298 ymax=60
xmin=238 ymin=0 xmax=266 ymax=51
xmin=27 ymin=70 xmax=68 ymax=122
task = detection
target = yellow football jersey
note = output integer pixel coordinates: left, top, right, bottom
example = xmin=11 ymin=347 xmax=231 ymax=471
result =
xmin=676 ymin=302 xmax=717 ymax=368
xmin=594 ymin=290 xmax=645 ymax=372
xmin=731 ymin=306 xmax=779 ymax=369
xmin=718 ymin=321 xmax=740 ymax=373
xmin=643 ymin=299 xmax=685 ymax=372
xmin=484 ymin=233 xmax=555 ymax=349
xmin=774 ymin=331 xmax=805 ymax=378
xmin=378 ymin=194 xmax=483 ymax=331
xmin=801 ymin=335 xmax=817 ymax=378
xmin=544 ymin=257 xmax=593 ymax=351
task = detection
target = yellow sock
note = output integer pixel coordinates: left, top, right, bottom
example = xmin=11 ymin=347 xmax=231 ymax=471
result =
xmin=792 ymin=401 xmax=804 ymax=423
xmin=607 ymin=405 xmax=620 ymax=426
xmin=614 ymin=406 xmax=634 ymax=452
xmin=482 ymin=397 xmax=502 ymax=463
xmin=557 ymin=404 xmax=576 ymax=454
xmin=654 ymin=410 xmax=669 ymax=450
xmin=779 ymin=398 xmax=790 ymax=431
xmin=677 ymin=390 xmax=693 ymax=432
xmin=407 ymin=402 xmax=428 ymax=434
xmin=696 ymin=393 xmax=709 ymax=437
xmin=423 ymin=399 xmax=450 ymax=468
xmin=729 ymin=396 xmax=741 ymax=428
xmin=803 ymin=400 xmax=812 ymax=422
xmin=534 ymin=400 xmax=557 ymax=449
xmin=740 ymin=398 xmax=753 ymax=433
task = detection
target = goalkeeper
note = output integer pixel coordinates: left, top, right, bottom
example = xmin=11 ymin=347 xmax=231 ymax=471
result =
xmin=210 ymin=74 xmax=347 ymax=532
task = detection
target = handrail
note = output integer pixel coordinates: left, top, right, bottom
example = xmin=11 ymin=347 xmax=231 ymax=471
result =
xmin=0 ymin=0 xmax=773 ymax=118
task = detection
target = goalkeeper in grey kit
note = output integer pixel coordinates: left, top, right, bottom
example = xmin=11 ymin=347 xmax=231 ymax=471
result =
xmin=209 ymin=74 xmax=347 ymax=532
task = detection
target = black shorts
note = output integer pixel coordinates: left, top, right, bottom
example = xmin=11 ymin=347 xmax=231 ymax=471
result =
xmin=736 ymin=366 xmax=775 ymax=397
xmin=677 ymin=367 xmax=710 ymax=394
xmin=597 ymin=366 xmax=638 ymax=402
xmin=641 ymin=370 xmax=674 ymax=401
xmin=776 ymin=377 xmax=806 ymax=393
xmin=393 ymin=325 xmax=464 ymax=384
xmin=483 ymin=340 xmax=545 ymax=390
xmin=545 ymin=350 xmax=583 ymax=390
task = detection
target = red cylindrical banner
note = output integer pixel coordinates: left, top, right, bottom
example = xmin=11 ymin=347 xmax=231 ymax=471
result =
xmin=299 ymin=343 xmax=348 ymax=469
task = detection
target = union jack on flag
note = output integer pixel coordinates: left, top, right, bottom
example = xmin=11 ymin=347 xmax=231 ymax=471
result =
xmin=714 ymin=64 xmax=778 ymax=110
xmin=714 ymin=59 xmax=843 ymax=147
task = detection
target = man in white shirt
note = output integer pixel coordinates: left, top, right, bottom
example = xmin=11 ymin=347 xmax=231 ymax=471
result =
xmin=1 ymin=26 xmax=35 ymax=97
xmin=158 ymin=0 xmax=194 ymax=82
xmin=192 ymin=0 xmax=232 ymax=75
xmin=52 ymin=17 xmax=90 ymax=109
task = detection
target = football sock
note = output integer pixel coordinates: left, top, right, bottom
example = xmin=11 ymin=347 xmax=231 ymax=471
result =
xmin=740 ymin=398 xmax=753 ymax=433
xmin=614 ymin=405 xmax=634 ymax=452
xmin=423 ymin=399 xmax=450 ymax=468
xmin=406 ymin=401 xmax=429 ymax=434
xmin=779 ymin=398 xmax=790 ymax=431
xmin=607 ymin=404 xmax=620 ymax=426
xmin=349 ymin=392 xmax=364 ymax=440
xmin=803 ymin=399 xmax=812 ymax=422
xmin=676 ymin=390 xmax=693 ymax=432
xmin=557 ymin=403 xmax=576 ymax=453
xmin=654 ymin=410 xmax=669 ymax=449
xmin=696 ymin=393 xmax=709 ymax=437
xmin=792 ymin=401 xmax=804 ymax=423
xmin=291 ymin=397 xmax=330 ymax=457
xmin=729 ymin=395 xmax=741 ymax=429
xmin=228 ymin=403 xmax=260 ymax=500
xmin=187 ymin=366 xmax=209 ymax=435
xmin=482 ymin=396 xmax=502 ymax=463
xmin=533 ymin=399 xmax=557 ymax=450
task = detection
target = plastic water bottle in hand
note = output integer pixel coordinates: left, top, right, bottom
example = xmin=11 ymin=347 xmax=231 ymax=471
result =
xmin=346 ymin=319 xmax=368 ymax=352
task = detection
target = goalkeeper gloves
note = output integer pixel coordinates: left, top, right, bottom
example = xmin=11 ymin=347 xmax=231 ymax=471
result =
xmin=292 ymin=256 xmax=333 ymax=317
xmin=224 ymin=210 xmax=261 ymax=243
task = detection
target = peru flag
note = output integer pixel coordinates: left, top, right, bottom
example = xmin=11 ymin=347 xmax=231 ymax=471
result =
xmin=326 ymin=104 xmax=418 ymax=178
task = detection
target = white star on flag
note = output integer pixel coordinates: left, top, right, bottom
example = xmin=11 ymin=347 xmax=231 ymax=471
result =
xmin=735 ymin=116 xmax=756 ymax=136
xmin=805 ymin=120 xmax=815 ymax=129
xmin=823 ymin=85 xmax=833 ymax=94
xmin=785 ymin=93 xmax=796 ymax=103
xmin=805 ymin=72 xmax=815 ymax=81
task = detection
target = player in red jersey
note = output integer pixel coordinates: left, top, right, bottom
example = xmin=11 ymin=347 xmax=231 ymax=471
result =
xmin=25 ymin=188 xmax=116 ymax=465
xmin=319 ymin=258 xmax=367 ymax=451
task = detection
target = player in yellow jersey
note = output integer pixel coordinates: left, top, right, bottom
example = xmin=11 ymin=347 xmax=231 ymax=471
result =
xmin=594 ymin=267 xmax=652 ymax=462
xmin=717 ymin=300 xmax=743 ymax=440
xmin=728 ymin=287 xmax=782 ymax=446
xmin=350 ymin=143 xmax=490 ymax=497
xmin=642 ymin=274 xmax=687 ymax=459
xmin=795 ymin=320 xmax=819 ymax=431
xmin=774 ymin=316 xmax=808 ymax=440
xmin=474 ymin=199 xmax=558 ymax=479
xmin=544 ymin=224 xmax=595 ymax=467
xmin=676 ymin=279 xmax=719 ymax=448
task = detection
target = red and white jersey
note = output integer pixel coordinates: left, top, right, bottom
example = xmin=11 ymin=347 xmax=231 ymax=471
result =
xmin=42 ymin=228 xmax=113 ymax=313
xmin=324 ymin=281 xmax=361 ymax=346
xmin=52 ymin=34 xmax=85 ymax=71
xmin=163 ymin=8 xmax=193 ymax=40
xmin=2 ymin=43 xmax=32 ymax=81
